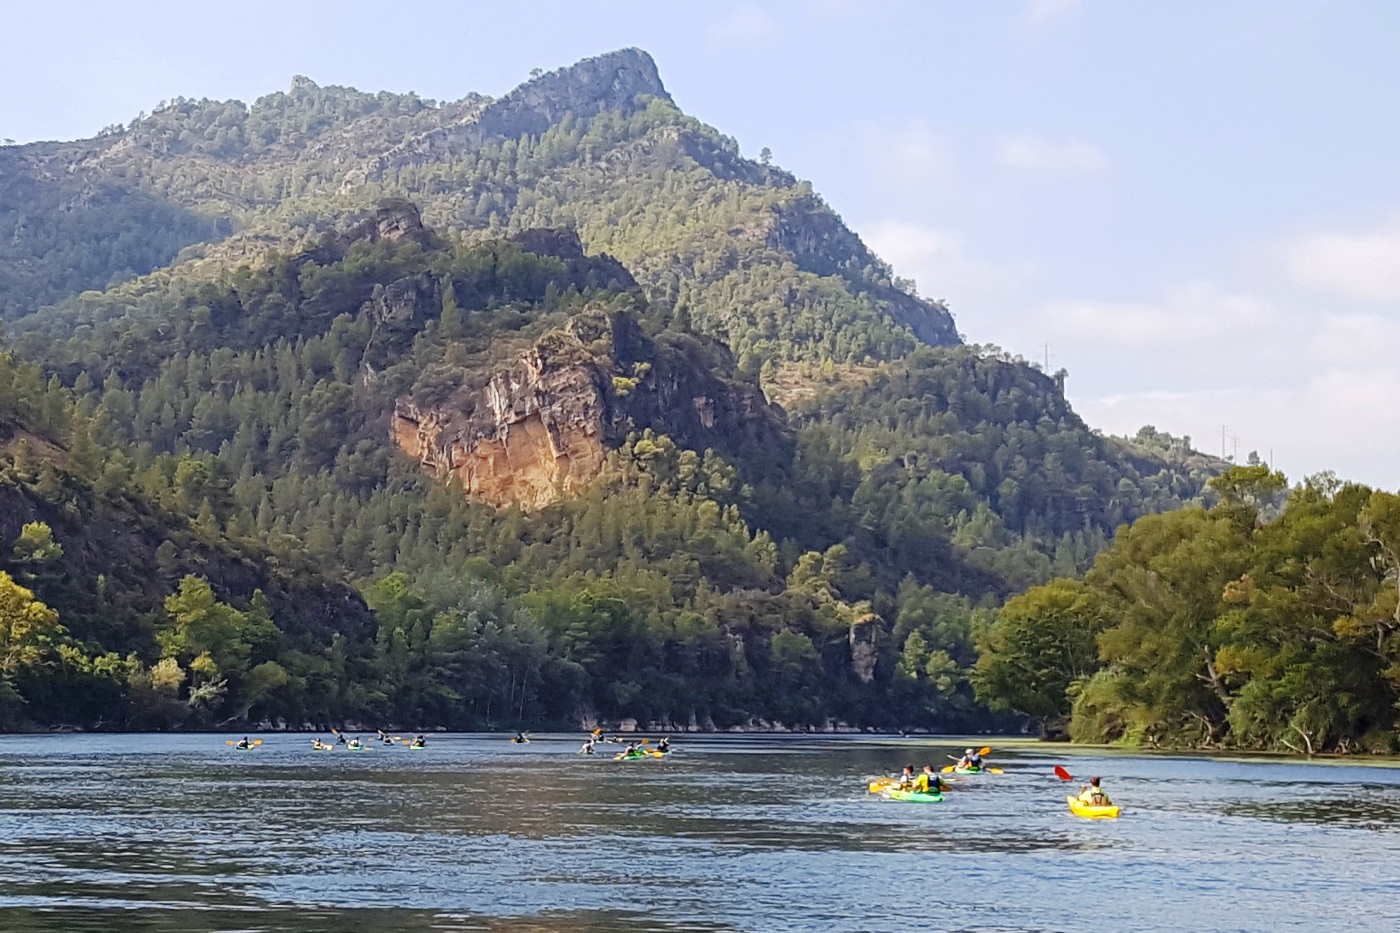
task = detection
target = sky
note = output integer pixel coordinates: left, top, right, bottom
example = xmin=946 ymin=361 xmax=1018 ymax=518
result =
xmin=4 ymin=0 xmax=1399 ymax=488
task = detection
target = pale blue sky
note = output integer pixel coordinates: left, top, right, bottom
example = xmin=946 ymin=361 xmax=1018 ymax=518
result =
xmin=4 ymin=1 xmax=1399 ymax=486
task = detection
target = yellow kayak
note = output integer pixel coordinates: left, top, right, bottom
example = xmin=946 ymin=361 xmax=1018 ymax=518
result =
xmin=1067 ymin=795 xmax=1120 ymax=819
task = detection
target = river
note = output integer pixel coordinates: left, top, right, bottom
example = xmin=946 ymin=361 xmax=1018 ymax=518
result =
xmin=0 ymin=733 xmax=1395 ymax=931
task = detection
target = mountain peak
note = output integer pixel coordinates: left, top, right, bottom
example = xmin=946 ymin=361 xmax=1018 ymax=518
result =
xmin=525 ymin=47 xmax=668 ymax=103
xmin=468 ymin=48 xmax=669 ymax=144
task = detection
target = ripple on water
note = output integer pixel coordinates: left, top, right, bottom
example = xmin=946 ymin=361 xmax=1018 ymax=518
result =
xmin=0 ymin=734 xmax=1398 ymax=932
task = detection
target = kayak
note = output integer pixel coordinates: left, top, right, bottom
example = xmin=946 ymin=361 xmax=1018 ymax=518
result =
xmin=1067 ymin=795 xmax=1120 ymax=819
xmin=868 ymin=779 xmax=895 ymax=793
xmin=884 ymin=789 xmax=943 ymax=803
xmin=953 ymin=766 xmax=982 ymax=775
xmin=409 ymin=745 xmax=426 ymax=750
xmin=614 ymin=752 xmax=648 ymax=761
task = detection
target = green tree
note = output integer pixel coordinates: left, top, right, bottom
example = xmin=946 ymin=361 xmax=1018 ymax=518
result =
xmin=12 ymin=522 xmax=62 ymax=563
xmin=974 ymin=578 xmax=1103 ymax=733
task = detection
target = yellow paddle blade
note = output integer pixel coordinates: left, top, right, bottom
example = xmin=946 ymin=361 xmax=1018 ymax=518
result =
xmin=989 ymin=767 xmax=1004 ymax=774
xmin=978 ymin=746 xmax=992 ymax=757
xmin=254 ymin=740 xmax=263 ymax=745
xmin=941 ymin=765 xmax=954 ymax=773
xmin=225 ymin=740 xmax=235 ymax=745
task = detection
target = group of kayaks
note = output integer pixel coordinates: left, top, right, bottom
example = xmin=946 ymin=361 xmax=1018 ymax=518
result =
xmin=565 ymin=728 xmax=675 ymax=761
xmin=867 ymin=751 xmax=1122 ymax=818
xmin=230 ymin=732 xmax=427 ymax=752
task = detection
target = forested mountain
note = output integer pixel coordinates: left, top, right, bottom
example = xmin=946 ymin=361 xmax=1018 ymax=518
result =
xmin=0 ymin=50 xmax=1225 ymax=733
xmin=0 ymin=49 xmax=953 ymax=365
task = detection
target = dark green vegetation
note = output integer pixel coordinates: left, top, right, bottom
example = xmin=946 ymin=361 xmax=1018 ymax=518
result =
xmin=975 ymin=466 xmax=1400 ymax=753
xmin=0 ymin=49 xmax=1227 ymax=733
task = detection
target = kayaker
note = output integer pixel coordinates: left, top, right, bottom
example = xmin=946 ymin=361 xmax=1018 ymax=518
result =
xmin=898 ymin=764 xmax=917 ymax=789
xmin=918 ymin=765 xmax=950 ymax=794
xmin=579 ymin=737 xmax=596 ymax=755
xmin=1077 ymin=776 xmax=1112 ymax=807
xmin=513 ymin=731 xmax=528 ymax=744
xmin=624 ymin=741 xmax=640 ymax=758
xmin=657 ymin=738 xmax=671 ymax=754
xmin=336 ymin=732 xmax=347 ymax=745
xmin=956 ymin=748 xmax=983 ymax=770
xmin=410 ymin=734 xmax=426 ymax=748
xmin=347 ymin=737 xmax=362 ymax=750
xmin=236 ymin=737 xmax=251 ymax=750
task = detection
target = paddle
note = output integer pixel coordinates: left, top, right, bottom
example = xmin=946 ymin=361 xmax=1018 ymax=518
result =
xmin=225 ymin=739 xmax=262 ymax=747
xmin=1055 ymin=765 xmax=1074 ymax=781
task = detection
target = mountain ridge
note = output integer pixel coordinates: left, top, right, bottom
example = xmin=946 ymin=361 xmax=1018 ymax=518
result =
xmin=3 ymin=47 xmax=958 ymax=364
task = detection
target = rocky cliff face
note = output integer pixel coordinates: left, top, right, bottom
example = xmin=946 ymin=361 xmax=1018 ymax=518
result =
xmin=465 ymin=48 xmax=669 ymax=146
xmin=392 ymin=309 xmax=782 ymax=510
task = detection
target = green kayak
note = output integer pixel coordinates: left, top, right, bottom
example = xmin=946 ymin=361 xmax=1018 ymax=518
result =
xmin=614 ymin=752 xmax=648 ymax=761
xmin=953 ymin=766 xmax=982 ymax=775
xmin=885 ymin=789 xmax=943 ymax=803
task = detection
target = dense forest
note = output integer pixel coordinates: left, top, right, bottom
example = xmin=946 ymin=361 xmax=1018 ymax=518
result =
xmin=0 ymin=200 xmax=1216 ymax=733
xmin=1 ymin=48 xmax=1326 ymax=746
xmin=975 ymin=466 xmax=1400 ymax=754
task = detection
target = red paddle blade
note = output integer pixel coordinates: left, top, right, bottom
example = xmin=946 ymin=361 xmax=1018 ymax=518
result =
xmin=1054 ymin=765 xmax=1074 ymax=781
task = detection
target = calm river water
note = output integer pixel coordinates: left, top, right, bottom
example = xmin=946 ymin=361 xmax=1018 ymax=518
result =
xmin=0 ymin=733 xmax=1395 ymax=931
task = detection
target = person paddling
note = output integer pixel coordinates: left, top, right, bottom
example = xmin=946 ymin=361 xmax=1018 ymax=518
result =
xmin=336 ymin=732 xmax=348 ymax=745
xmin=898 ymin=764 xmax=917 ymax=789
xmin=656 ymin=737 xmax=671 ymax=754
xmin=1077 ymin=776 xmax=1112 ymax=807
xmin=347 ymin=737 xmax=363 ymax=750
xmin=955 ymin=748 xmax=983 ymax=770
xmin=916 ymin=765 xmax=950 ymax=794
xmin=410 ymin=734 xmax=426 ymax=749
xmin=513 ymin=731 xmax=529 ymax=744
xmin=579 ymin=737 xmax=596 ymax=755
xmin=235 ymin=736 xmax=251 ymax=750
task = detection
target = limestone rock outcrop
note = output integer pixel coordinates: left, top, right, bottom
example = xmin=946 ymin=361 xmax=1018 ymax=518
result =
xmin=464 ymin=48 xmax=669 ymax=146
xmin=392 ymin=309 xmax=782 ymax=510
